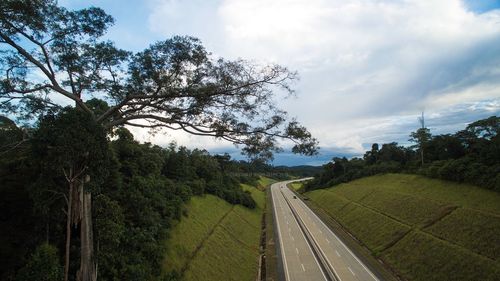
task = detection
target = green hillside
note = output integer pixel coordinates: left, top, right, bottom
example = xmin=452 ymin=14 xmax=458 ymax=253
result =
xmin=162 ymin=183 xmax=265 ymax=281
xmin=306 ymin=173 xmax=500 ymax=281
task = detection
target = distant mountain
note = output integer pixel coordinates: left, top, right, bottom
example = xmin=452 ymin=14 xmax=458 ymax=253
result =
xmin=274 ymin=165 xmax=322 ymax=177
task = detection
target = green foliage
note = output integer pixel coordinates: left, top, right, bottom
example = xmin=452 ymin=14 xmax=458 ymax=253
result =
xmin=160 ymin=144 xmax=257 ymax=208
xmin=94 ymin=194 xmax=125 ymax=280
xmin=307 ymin=115 xmax=500 ymax=192
xmin=307 ymin=174 xmax=500 ymax=280
xmin=16 ymin=243 xmax=63 ymax=281
xmin=31 ymin=108 xmax=110 ymax=190
xmin=1 ymin=0 xmax=318 ymax=159
xmin=0 ymin=117 xmax=38 ymax=280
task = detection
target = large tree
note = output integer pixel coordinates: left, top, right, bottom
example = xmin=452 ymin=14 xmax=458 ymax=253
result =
xmin=409 ymin=112 xmax=431 ymax=165
xmin=0 ymin=1 xmax=318 ymax=280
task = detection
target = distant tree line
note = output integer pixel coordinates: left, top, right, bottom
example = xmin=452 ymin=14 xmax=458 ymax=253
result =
xmin=0 ymin=108 xmax=303 ymax=281
xmin=306 ymin=116 xmax=500 ymax=192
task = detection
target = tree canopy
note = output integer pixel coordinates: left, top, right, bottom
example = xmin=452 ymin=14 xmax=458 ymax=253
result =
xmin=306 ymin=115 xmax=500 ymax=192
xmin=0 ymin=0 xmax=318 ymax=160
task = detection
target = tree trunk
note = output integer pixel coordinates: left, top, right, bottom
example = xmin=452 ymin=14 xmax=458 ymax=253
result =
xmin=64 ymin=181 xmax=74 ymax=281
xmin=77 ymin=180 xmax=97 ymax=281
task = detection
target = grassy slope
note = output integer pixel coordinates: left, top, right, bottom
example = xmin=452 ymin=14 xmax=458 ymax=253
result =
xmin=162 ymin=181 xmax=267 ymax=281
xmin=289 ymin=182 xmax=303 ymax=191
xmin=257 ymin=176 xmax=277 ymax=190
xmin=306 ymin=173 xmax=500 ymax=281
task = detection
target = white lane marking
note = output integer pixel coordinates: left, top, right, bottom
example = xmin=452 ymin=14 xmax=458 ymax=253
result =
xmin=326 ymin=239 xmax=330 ymax=244
xmin=301 ymin=264 xmax=306 ymax=272
xmin=294 ymin=196 xmax=379 ymax=281
xmin=292 ymin=204 xmax=343 ymax=281
xmin=271 ymin=184 xmax=291 ymax=281
xmin=282 ymin=190 xmax=329 ymax=281
xmin=335 ymin=250 xmax=341 ymax=257
xmin=296 ymin=248 xmax=299 ymax=255
xmin=348 ymin=267 xmax=355 ymax=276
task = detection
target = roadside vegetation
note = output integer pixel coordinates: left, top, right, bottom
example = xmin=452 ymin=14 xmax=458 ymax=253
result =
xmin=162 ymin=181 xmax=267 ymax=281
xmin=306 ymin=174 xmax=500 ymax=281
xmin=0 ymin=112 xmax=294 ymax=281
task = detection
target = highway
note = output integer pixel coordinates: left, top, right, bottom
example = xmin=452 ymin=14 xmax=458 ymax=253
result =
xmin=271 ymin=180 xmax=380 ymax=281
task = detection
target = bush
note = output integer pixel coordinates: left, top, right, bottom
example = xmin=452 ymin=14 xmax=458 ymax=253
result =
xmin=16 ymin=243 xmax=63 ymax=281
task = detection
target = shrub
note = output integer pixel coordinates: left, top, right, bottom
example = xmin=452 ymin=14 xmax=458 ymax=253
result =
xmin=16 ymin=243 xmax=63 ymax=281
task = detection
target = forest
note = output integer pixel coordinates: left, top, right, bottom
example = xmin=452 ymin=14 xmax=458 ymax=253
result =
xmin=0 ymin=1 xmax=318 ymax=280
xmin=306 ymin=115 xmax=500 ymax=192
xmin=0 ymin=108 xmax=287 ymax=280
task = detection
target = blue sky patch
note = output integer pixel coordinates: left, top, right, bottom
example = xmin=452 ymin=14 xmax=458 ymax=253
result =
xmin=464 ymin=0 xmax=500 ymax=13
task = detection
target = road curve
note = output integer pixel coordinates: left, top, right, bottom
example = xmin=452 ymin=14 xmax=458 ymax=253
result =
xmin=271 ymin=180 xmax=380 ymax=281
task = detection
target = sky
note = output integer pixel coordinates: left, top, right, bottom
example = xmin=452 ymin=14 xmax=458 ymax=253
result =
xmin=60 ymin=0 xmax=500 ymax=166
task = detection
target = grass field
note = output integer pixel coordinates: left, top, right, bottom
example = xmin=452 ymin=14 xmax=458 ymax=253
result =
xmin=162 ymin=183 xmax=266 ymax=281
xmin=289 ymin=182 xmax=303 ymax=191
xmin=257 ymin=176 xmax=277 ymax=190
xmin=306 ymin=173 xmax=500 ymax=281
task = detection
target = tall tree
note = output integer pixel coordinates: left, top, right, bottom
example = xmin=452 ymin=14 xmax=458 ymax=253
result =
xmin=409 ymin=112 xmax=431 ymax=165
xmin=31 ymin=109 xmax=109 ymax=281
xmin=0 ymin=1 xmax=318 ymax=280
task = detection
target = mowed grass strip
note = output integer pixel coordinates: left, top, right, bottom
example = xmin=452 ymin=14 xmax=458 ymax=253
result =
xmin=352 ymin=174 xmax=500 ymax=214
xmin=182 ymin=185 xmax=264 ymax=281
xmin=307 ymin=190 xmax=410 ymax=253
xmin=162 ymin=195 xmax=232 ymax=273
xmin=163 ymin=184 xmax=265 ymax=281
xmin=359 ymin=189 xmax=452 ymax=227
xmin=383 ymin=230 xmax=500 ymax=281
xmin=182 ymin=226 xmax=258 ymax=281
xmin=426 ymin=208 xmax=500 ymax=261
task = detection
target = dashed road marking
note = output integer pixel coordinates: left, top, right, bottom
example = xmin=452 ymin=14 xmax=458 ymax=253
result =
xmin=301 ymin=264 xmax=306 ymax=272
xmin=296 ymin=248 xmax=299 ymax=254
xmin=335 ymin=250 xmax=341 ymax=257
xmin=348 ymin=267 xmax=355 ymax=276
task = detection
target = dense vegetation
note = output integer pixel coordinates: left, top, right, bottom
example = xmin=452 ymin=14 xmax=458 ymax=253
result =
xmin=306 ymin=174 xmax=500 ymax=281
xmin=306 ymin=116 xmax=500 ymax=191
xmin=0 ymin=111 xmax=280 ymax=281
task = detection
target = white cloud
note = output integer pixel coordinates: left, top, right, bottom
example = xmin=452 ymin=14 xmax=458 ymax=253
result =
xmin=145 ymin=0 xmax=500 ymax=164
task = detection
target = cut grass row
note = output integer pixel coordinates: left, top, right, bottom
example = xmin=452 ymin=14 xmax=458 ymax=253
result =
xmin=307 ymin=190 xmax=410 ymax=254
xmin=306 ymin=173 xmax=500 ymax=281
xmin=162 ymin=181 xmax=267 ymax=281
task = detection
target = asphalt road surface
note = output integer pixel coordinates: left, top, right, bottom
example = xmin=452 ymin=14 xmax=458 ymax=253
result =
xmin=271 ymin=180 xmax=380 ymax=281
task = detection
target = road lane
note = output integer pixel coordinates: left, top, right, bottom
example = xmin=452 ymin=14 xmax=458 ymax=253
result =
xmin=271 ymin=180 xmax=380 ymax=281
xmin=271 ymin=181 xmax=327 ymax=281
